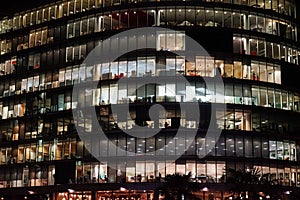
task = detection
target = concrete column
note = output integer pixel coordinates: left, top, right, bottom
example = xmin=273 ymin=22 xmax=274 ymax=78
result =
xmin=51 ymin=193 xmax=56 ymax=200
xmin=92 ymin=191 xmax=97 ymax=200
xmin=153 ymin=189 xmax=159 ymax=200
xmin=243 ymin=14 xmax=248 ymax=30
xmin=152 ymin=10 xmax=156 ymax=26
xmin=157 ymin=10 xmax=163 ymax=26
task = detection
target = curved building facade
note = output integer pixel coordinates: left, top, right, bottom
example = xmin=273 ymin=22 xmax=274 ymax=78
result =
xmin=0 ymin=0 xmax=299 ymax=199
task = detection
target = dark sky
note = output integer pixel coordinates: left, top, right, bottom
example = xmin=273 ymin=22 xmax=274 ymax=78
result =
xmin=0 ymin=0 xmax=57 ymax=17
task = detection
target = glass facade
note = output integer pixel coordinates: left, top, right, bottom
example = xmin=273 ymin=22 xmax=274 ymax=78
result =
xmin=0 ymin=0 xmax=296 ymax=34
xmin=0 ymin=0 xmax=299 ymax=200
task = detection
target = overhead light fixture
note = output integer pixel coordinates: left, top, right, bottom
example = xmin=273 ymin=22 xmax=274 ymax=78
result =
xmin=284 ymin=191 xmax=291 ymax=195
xmin=68 ymin=189 xmax=75 ymax=193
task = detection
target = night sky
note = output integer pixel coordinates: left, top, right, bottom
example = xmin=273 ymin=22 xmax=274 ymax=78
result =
xmin=0 ymin=0 xmax=57 ymax=17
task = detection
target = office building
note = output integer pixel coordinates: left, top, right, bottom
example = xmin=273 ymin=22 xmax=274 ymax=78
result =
xmin=0 ymin=0 xmax=299 ymax=199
